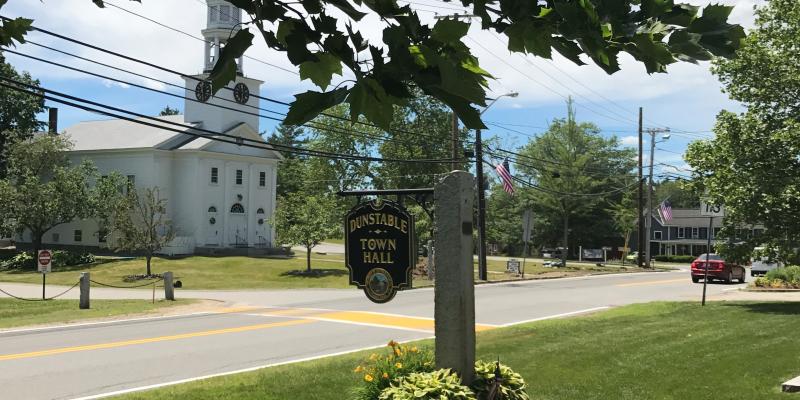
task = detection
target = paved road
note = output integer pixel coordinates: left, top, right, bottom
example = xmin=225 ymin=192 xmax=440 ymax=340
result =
xmin=0 ymin=268 xmax=747 ymax=400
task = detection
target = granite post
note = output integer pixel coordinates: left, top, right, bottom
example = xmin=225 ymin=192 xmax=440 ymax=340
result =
xmin=433 ymin=170 xmax=475 ymax=385
xmin=79 ymin=272 xmax=90 ymax=309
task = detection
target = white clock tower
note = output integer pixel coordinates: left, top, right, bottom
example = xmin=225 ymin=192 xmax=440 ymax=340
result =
xmin=183 ymin=0 xmax=263 ymax=134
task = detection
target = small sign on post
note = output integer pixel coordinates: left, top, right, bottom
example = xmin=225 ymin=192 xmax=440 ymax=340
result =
xmin=345 ymin=199 xmax=415 ymax=303
xmin=506 ymin=259 xmax=520 ymax=274
xmin=38 ymin=249 xmax=52 ymax=300
xmin=700 ymin=201 xmax=725 ymax=217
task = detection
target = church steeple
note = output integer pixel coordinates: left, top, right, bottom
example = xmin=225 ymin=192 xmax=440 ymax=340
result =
xmin=202 ymin=0 xmax=243 ymax=74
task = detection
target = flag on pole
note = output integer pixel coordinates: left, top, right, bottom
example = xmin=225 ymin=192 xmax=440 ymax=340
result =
xmin=660 ymin=199 xmax=673 ymax=222
xmin=496 ymin=159 xmax=514 ymax=195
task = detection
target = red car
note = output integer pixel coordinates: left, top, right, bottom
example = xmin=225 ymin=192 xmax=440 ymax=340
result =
xmin=691 ymin=254 xmax=746 ymax=284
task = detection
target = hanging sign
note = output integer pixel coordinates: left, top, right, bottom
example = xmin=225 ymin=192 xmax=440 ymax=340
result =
xmin=345 ymin=199 xmax=415 ymax=303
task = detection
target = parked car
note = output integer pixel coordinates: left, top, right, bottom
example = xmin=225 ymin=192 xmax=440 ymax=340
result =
xmin=750 ymin=247 xmax=782 ymax=277
xmin=625 ymin=251 xmax=639 ymax=263
xmin=690 ymin=254 xmax=746 ymax=284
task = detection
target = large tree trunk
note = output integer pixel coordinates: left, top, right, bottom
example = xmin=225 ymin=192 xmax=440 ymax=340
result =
xmin=306 ymin=246 xmax=312 ymax=273
xmin=32 ymin=231 xmax=42 ymax=270
xmin=146 ymin=254 xmax=152 ymax=276
xmin=562 ymin=213 xmax=569 ymax=266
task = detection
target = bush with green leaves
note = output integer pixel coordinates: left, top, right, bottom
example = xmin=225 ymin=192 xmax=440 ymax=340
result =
xmin=472 ymin=361 xmax=530 ymax=400
xmin=755 ymin=266 xmax=800 ymax=288
xmin=0 ymin=251 xmax=32 ymax=270
xmin=0 ymin=250 xmax=95 ymax=270
xmin=378 ymin=369 xmax=475 ymax=400
xmin=352 ymin=340 xmax=435 ymax=400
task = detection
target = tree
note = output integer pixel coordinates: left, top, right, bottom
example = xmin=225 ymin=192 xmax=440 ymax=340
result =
xmin=268 ymin=124 xmax=307 ymax=198
xmin=686 ymin=0 xmax=800 ymax=264
xmin=158 ymin=105 xmax=179 ymax=116
xmin=516 ymin=99 xmax=635 ymax=264
xmin=607 ymin=190 xmax=637 ymax=262
xmin=0 ymin=57 xmax=46 ymax=177
xmin=108 ymin=187 xmax=175 ymax=276
xmin=272 ymin=192 xmax=338 ymax=273
xmin=89 ymin=0 xmax=744 ymax=130
xmin=653 ymin=179 xmax=698 ymax=209
xmin=0 ymin=135 xmax=116 ymax=265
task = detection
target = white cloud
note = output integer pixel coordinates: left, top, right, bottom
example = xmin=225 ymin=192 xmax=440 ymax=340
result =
xmin=621 ymin=136 xmax=639 ymax=146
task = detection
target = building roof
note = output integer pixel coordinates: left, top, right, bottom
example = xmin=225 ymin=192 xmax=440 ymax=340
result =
xmin=660 ymin=208 xmax=725 ymax=227
xmin=64 ymin=115 xmax=200 ymax=151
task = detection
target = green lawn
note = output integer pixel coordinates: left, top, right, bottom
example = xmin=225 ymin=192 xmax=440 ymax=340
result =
xmin=115 ymin=301 xmax=800 ymax=400
xmin=0 ymin=298 xmax=195 ymax=329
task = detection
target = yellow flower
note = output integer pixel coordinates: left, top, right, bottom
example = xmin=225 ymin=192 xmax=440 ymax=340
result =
xmin=395 ymin=362 xmax=403 ymax=369
xmin=354 ymin=366 xmax=364 ymax=373
xmin=364 ymin=374 xmax=374 ymax=382
xmin=410 ymin=347 xmax=418 ymax=353
xmin=369 ymin=353 xmax=378 ymax=361
xmin=382 ymin=372 xmax=389 ymax=379
xmin=394 ymin=348 xmax=402 ymax=356
xmin=387 ymin=340 xmax=398 ymax=348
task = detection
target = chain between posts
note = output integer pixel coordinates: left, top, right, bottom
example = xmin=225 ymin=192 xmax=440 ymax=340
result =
xmin=0 ymin=280 xmax=80 ymax=301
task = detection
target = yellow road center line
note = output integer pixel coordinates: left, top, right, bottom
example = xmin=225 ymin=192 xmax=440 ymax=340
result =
xmin=0 ymin=319 xmax=314 ymax=362
xmin=616 ymin=278 xmax=688 ymax=287
xmin=207 ymin=306 xmax=263 ymax=314
xmin=312 ymin=311 xmax=496 ymax=332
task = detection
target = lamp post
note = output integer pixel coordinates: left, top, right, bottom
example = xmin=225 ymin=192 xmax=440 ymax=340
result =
xmin=645 ymin=128 xmax=670 ymax=268
xmin=476 ymin=91 xmax=518 ymax=281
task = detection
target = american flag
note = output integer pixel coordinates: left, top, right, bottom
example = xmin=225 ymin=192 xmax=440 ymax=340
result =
xmin=495 ymin=159 xmax=514 ymax=195
xmin=660 ymin=199 xmax=673 ymax=222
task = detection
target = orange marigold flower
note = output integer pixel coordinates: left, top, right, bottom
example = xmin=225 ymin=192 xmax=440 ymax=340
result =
xmin=394 ymin=348 xmax=402 ymax=356
xmin=354 ymin=366 xmax=364 ymax=373
xmin=364 ymin=374 xmax=374 ymax=382
xmin=382 ymin=372 xmax=389 ymax=379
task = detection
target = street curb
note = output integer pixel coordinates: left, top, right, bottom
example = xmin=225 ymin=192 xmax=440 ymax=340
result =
xmin=741 ymin=288 xmax=800 ymax=293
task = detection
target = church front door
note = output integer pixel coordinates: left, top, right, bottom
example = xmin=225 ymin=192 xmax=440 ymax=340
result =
xmin=228 ymin=203 xmax=247 ymax=246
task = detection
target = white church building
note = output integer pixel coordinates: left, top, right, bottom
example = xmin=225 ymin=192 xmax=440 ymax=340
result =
xmin=29 ymin=1 xmax=282 ymax=255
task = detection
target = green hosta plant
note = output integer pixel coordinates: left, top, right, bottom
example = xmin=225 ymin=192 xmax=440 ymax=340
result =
xmin=379 ymin=369 xmax=475 ymax=400
xmin=472 ymin=361 xmax=530 ymax=400
xmin=352 ymin=340 xmax=435 ymax=400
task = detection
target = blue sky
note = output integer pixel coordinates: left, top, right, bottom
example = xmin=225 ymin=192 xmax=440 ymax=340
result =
xmin=4 ymin=0 xmax=761 ymax=178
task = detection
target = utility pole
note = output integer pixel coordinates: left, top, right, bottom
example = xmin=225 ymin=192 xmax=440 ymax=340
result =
xmin=476 ymin=128 xmax=488 ymax=281
xmin=645 ymin=127 xmax=671 ymax=268
xmin=451 ymin=112 xmax=459 ymax=171
xmin=637 ymin=108 xmax=644 ymax=268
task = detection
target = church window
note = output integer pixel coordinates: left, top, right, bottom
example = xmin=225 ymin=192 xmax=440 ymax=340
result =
xmin=230 ymin=203 xmax=245 ymax=214
xmin=235 ymin=169 xmax=243 ymax=185
xmin=256 ymin=208 xmax=264 ymax=214
xmin=208 ymin=206 xmax=217 ymax=213
xmin=125 ymin=175 xmax=136 ymax=194
xmin=219 ymin=5 xmax=230 ymax=22
xmin=259 ymin=171 xmax=266 ymax=187
xmin=209 ymin=5 xmax=217 ymax=22
xmin=74 ymin=230 xmax=83 ymax=242
xmin=211 ymin=167 xmax=218 ymax=184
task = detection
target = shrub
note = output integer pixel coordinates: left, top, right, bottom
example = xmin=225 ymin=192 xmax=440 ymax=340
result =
xmin=472 ymin=361 xmax=530 ymax=400
xmin=51 ymin=250 xmax=95 ymax=267
xmin=0 ymin=251 xmax=33 ymax=270
xmin=352 ymin=341 xmax=435 ymax=400
xmin=764 ymin=266 xmax=800 ymax=288
xmin=378 ymin=369 xmax=476 ymax=400
xmin=654 ymin=255 xmax=696 ymax=263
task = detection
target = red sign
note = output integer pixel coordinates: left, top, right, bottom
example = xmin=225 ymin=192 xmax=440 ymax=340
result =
xmin=38 ymin=250 xmax=52 ymax=273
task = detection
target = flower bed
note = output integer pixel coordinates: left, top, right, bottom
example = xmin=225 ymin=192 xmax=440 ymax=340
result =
xmin=752 ymin=265 xmax=800 ymax=289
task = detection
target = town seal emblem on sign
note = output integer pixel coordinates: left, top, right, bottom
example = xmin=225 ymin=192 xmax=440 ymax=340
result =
xmin=345 ymin=199 xmax=415 ymax=303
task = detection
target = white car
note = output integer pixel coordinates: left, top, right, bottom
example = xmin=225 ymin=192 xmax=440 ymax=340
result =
xmin=750 ymin=247 xmax=782 ymax=276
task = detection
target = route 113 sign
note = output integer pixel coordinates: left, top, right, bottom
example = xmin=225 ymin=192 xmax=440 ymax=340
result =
xmin=345 ymin=199 xmax=415 ymax=303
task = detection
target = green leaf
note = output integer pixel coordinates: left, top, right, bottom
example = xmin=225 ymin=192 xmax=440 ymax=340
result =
xmin=276 ymin=19 xmax=297 ymax=46
xmin=209 ymin=29 xmax=254 ymax=94
xmin=631 ymin=33 xmax=675 ymax=73
xmin=431 ymin=19 xmax=470 ymax=44
xmin=326 ymin=0 xmax=367 ymax=21
xmin=284 ymin=88 xmax=349 ymax=126
xmin=299 ymin=53 xmax=343 ymax=89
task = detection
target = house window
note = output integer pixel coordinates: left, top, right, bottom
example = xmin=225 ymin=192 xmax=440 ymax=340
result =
xmin=235 ymin=169 xmax=243 ymax=185
xmin=51 ymin=233 xmax=59 ymax=243
xmin=211 ymin=167 xmax=218 ymax=184
xmin=699 ymin=227 xmax=708 ymax=239
xmin=209 ymin=5 xmax=217 ymax=22
xmin=713 ymin=227 xmax=721 ymax=238
xmin=677 ymin=227 xmax=685 ymax=239
xmin=753 ymin=229 xmax=763 ymax=237
xmin=259 ymin=171 xmax=266 ymax=187
xmin=230 ymin=203 xmax=245 ymax=213
xmin=124 ymin=175 xmax=135 ymax=194
xmin=98 ymin=229 xmax=108 ymax=243
xmin=653 ymin=231 xmax=663 ymax=240
xmin=691 ymin=227 xmax=699 ymax=239
xmin=74 ymin=230 xmax=82 ymax=242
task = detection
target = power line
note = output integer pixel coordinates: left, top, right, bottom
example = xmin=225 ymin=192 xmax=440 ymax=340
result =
xmin=0 ymin=78 xmax=457 ymax=165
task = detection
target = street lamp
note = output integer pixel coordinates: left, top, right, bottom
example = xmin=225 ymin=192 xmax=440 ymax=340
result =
xmin=476 ymin=91 xmax=518 ymax=281
xmin=645 ymin=128 xmax=670 ymax=268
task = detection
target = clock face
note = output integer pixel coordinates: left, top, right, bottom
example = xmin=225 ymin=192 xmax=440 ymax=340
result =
xmin=195 ymin=81 xmax=212 ymax=102
xmin=233 ymin=82 xmax=250 ymax=104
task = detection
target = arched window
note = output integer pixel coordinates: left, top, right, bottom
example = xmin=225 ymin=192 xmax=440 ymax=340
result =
xmin=256 ymin=208 xmax=265 ymax=214
xmin=230 ymin=203 xmax=245 ymax=213
xmin=208 ymin=206 xmax=217 ymax=213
